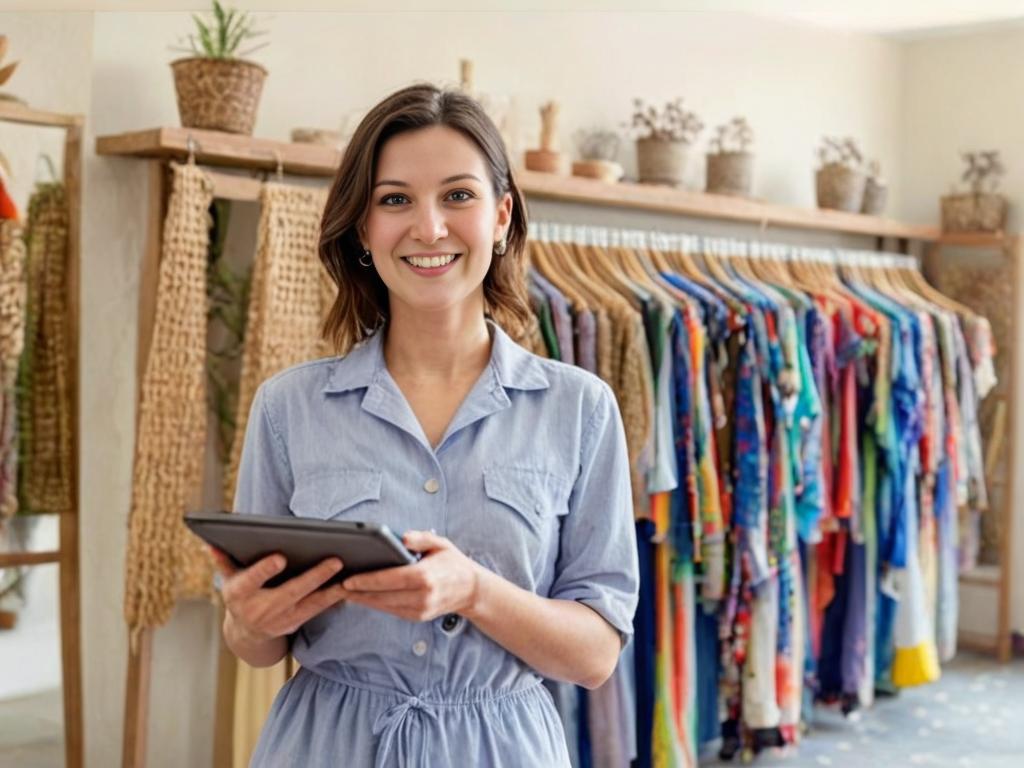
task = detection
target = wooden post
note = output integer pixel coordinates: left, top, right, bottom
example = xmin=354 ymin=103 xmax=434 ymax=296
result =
xmin=995 ymin=235 xmax=1018 ymax=663
xmin=121 ymin=160 xmax=169 ymax=768
xmin=59 ymin=116 xmax=85 ymax=768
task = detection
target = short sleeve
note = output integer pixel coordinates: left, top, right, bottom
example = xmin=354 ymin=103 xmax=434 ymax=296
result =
xmin=549 ymin=384 xmax=639 ymax=646
xmin=232 ymin=382 xmax=293 ymax=517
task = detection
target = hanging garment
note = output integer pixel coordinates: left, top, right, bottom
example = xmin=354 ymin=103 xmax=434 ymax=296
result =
xmin=123 ymin=162 xmax=214 ymax=642
xmin=17 ymin=183 xmax=73 ymax=517
xmin=0 ymin=219 xmax=26 ymax=519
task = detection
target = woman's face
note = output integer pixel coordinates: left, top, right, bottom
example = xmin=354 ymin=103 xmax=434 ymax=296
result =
xmin=361 ymin=124 xmax=513 ymax=322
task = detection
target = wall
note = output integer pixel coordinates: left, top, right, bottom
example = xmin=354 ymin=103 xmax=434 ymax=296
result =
xmin=902 ymin=24 xmax=1024 ymax=639
xmin=3 ymin=9 xmax=921 ymax=767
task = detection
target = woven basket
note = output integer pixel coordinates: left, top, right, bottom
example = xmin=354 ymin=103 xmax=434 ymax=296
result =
xmin=706 ymin=151 xmax=753 ymax=197
xmin=816 ymin=163 xmax=866 ymax=213
xmin=171 ymin=57 xmax=267 ymax=135
xmin=940 ymin=193 xmax=1008 ymax=233
xmin=636 ymin=138 xmax=688 ymax=187
xmin=861 ymin=177 xmax=888 ymax=216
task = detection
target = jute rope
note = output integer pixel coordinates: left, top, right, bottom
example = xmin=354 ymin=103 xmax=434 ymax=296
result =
xmin=124 ymin=162 xmax=214 ymax=645
xmin=0 ymin=219 xmax=26 ymax=519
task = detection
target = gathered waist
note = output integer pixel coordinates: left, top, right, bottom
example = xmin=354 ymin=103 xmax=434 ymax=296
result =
xmin=301 ymin=663 xmax=546 ymax=707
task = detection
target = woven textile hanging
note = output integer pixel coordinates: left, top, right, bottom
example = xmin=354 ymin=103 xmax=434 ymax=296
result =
xmin=18 ymin=183 xmax=73 ymax=517
xmin=124 ymin=162 xmax=214 ymax=643
xmin=223 ymin=181 xmax=332 ymax=507
xmin=0 ymin=219 xmax=26 ymax=519
xmin=220 ymin=181 xmax=331 ymax=768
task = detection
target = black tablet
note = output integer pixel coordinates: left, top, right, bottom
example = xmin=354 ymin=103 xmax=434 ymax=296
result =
xmin=184 ymin=511 xmax=419 ymax=588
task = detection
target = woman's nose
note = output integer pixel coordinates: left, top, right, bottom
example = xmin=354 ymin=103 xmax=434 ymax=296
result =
xmin=410 ymin=203 xmax=448 ymax=244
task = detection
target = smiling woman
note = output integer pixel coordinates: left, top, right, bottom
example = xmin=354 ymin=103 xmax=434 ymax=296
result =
xmin=318 ymin=84 xmax=534 ymax=357
xmin=213 ymin=82 xmax=639 ymax=768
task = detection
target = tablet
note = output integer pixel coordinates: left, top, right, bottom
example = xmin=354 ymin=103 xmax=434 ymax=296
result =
xmin=184 ymin=511 xmax=419 ymax=589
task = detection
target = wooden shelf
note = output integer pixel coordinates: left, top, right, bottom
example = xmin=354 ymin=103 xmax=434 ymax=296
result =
xmin=519 ymin=169 xmax=939 ymax=241
xmin=936 ymin=231 xmax=1018 ymax=249
xmin=96 ymin=126 xmax=341 ymax=177
xmin=95 ymin=126 xmax=941 ymax=241
xmin=0 ymin=100 xmax=83 ymax=128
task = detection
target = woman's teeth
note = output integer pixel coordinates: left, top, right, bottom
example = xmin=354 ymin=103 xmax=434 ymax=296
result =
xmin=405 ymin=254 xmax=457 ymax=269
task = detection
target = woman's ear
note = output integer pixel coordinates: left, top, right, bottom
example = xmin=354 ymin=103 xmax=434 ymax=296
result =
xmin=494 ymin=192 xmax=513 ymax=240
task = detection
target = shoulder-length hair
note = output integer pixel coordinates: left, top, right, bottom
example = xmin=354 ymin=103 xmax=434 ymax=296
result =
xmin=319 ymin=83 xmax=533 ymax=355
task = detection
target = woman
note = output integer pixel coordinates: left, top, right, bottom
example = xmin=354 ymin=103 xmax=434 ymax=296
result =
xmin=211 ymin=83 xmax=639 ymax=767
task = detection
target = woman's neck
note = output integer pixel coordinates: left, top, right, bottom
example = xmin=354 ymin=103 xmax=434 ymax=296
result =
xmin=383 ymin=306 xmax=492 ymax=383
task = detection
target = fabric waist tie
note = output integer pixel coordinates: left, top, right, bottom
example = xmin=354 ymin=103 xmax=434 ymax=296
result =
xmin=372 ymin=694 xmax=441 ymax=768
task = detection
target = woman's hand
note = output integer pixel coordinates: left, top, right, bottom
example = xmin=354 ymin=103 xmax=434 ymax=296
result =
xmin=339 ymin=531 xmax=482 ymax=622
xmin=210 ymin=547 xmax=349 ymax=643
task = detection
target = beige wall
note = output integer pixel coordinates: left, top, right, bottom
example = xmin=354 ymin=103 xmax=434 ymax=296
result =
xmin=7 ymin=9 xmax=1011 ymax=768
xmin=902 ymin=22 xmax=1024 ymax=645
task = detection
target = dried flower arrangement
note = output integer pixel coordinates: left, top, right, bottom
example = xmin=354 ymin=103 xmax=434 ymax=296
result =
xmin=816 ymin=136 xmax=864 ymax=171
xmin=626 ymin=97 xmax=704 ymax=144
xmin=709 ymin=117 xmax=754 ymax=154
xmin=959 ymin=150 xmax=1005 ymax=194
xmin=0 ymin=35 xmax=22 ymax=104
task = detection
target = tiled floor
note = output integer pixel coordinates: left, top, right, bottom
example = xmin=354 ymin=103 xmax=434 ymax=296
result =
xmin=701 ymin=651 xmax=1024 ymax=768
xmin=0 ymin=652 xmax=1021 ymax=767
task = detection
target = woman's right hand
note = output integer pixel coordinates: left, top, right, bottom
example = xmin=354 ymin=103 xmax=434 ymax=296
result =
xmin=210 ymin=548 xmax=349 ymax=643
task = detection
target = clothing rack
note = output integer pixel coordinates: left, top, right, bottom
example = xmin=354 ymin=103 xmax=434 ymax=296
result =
xmin=0 ymin=100 xmax=84 ymax=768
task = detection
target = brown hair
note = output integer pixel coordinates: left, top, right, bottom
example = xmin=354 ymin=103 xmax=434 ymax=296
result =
xmin=319 ymin=83 xmax=533 ymax=355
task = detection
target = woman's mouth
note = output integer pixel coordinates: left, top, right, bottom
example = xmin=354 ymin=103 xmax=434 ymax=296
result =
xmin=401 ymin=253 xmax=461 ymax=276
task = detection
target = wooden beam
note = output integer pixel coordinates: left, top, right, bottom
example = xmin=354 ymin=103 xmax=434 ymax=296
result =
xmin=0 ymin=550 xmax=61 ymax=567
xmin=0 ymin=101 xmax=84 ymax=128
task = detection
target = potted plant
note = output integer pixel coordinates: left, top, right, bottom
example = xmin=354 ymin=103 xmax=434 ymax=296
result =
xmin=169 ymin=0 xmax=268 ymax=135
xmin=706 ymin=116 xmax=754 ymax=197
xmin=0 ymin=35 xmax=24 ymax=105
xmin=815 ymin=136 xmax=867 ymax=213
xmin=941 ymin=151 xmax=1008 ymax=233
xmin=571 ymin=128 xmax=623 ymax=184
xmin=626 ymin=97 xmax=703 ymax=187
xmin=861 ymin=159 xmax=888 ymax=216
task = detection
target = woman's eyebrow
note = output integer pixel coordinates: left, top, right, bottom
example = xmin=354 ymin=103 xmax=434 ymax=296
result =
xmin=372 ymin=173 xmax=483 ymax=189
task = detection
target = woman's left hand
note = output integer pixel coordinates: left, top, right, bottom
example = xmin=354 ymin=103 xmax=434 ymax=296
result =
xmin=340 ymin=531 xmax=483 ymax=622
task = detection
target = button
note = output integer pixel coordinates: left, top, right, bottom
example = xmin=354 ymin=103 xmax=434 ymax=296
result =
xmin=408 ymin=696 xmax=421 ymax=708
xmin=412 ymin=640 xmax=428 ymax=657
xmin=423 ymin=478 xmax=440 ymax=494
xmin=441 ymin=614 xmax=460 ymax=632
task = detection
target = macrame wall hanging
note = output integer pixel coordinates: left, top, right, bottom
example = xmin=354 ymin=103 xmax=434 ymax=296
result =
xmin=18 ymin=182 xmax=73 ymax=517
xmin=124 ymin=161 xmax=214 ymax=645
xmin=0 ymin=219 xmax=26 ymax=519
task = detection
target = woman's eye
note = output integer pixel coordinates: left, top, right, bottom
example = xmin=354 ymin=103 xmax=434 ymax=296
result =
xmin=380 ymin=193 xmax=408 ymax=206
xmin=448 ymin=190 xmax=474 ymax=202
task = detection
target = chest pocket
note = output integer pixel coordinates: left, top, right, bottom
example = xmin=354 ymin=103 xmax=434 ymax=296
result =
xmin=289 ymin=469 xmax=382 ymax=521
xmin=482 ymin=466 xmax=571 ymax=535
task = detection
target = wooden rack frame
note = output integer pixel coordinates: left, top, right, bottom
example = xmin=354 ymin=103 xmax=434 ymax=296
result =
xmin=95 ymin=125 xmax=947 ymax=768
xmin=925 ymin=232 xmax=1019 ymax=663
xmin=0 ymin=101 xmax=84 ymax=767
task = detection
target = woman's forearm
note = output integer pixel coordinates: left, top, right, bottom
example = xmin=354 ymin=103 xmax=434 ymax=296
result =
xmin=462 ymin=565 xmax=622 ymax=689
xmin=223 ymin=610 xmax=289 ymax=668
